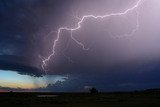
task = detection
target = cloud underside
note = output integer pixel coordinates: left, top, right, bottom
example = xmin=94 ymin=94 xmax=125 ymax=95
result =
xmin=0 ymin=55 xmax=43 ymax=77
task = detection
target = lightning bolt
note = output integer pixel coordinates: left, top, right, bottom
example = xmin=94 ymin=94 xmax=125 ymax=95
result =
xmin=41 ymin=0 xmax=143 ymax=74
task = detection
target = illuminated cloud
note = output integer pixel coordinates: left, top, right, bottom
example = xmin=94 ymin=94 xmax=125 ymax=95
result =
xmin=41 ymin=0 xmax=142 ymax=73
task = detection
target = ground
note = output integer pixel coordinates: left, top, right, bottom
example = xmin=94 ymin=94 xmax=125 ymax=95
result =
xmin=0 ymin=91 xmax=160 ymax=107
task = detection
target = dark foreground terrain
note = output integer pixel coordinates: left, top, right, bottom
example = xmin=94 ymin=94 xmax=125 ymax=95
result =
xmin=0 ymin=91 xmax=160 ymax=107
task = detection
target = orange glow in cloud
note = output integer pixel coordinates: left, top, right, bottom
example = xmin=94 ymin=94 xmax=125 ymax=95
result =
xmin=0 ymin=90 xmax=8 ymax=92
xmin=0 ymin=70 xmax=67 ymax=90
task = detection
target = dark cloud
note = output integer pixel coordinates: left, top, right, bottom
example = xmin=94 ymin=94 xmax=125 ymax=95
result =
xmin=0 ymin=55 xmax=43 ymax=77
xmin=38 ymin=59 xmax=160 ymax=92
xmin=1 ymin=0 xmax=160 ymax=91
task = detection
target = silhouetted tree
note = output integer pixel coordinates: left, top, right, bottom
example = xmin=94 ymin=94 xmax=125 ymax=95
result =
xmin=89 ymin=88 xmax=98 ymax=94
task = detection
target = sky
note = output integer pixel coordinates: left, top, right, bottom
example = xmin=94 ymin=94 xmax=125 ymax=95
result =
xmin=1 ymin=0 xmax=160 ymax=92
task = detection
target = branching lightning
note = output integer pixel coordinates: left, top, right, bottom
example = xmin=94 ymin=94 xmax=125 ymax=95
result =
xmin=41 ymin=0 xmax=143 ymax=74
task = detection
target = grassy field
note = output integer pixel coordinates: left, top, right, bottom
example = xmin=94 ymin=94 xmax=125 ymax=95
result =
xmin=0 ymin=91 xmax=160 ymax=107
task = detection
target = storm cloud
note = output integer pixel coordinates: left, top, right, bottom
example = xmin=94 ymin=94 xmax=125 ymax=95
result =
xmin=1 ymin=0 xmax=160 ymax=91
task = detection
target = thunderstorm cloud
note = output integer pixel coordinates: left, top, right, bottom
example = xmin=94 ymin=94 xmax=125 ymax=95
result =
xmin=1 ymin=0 xmax=160 ymax=91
